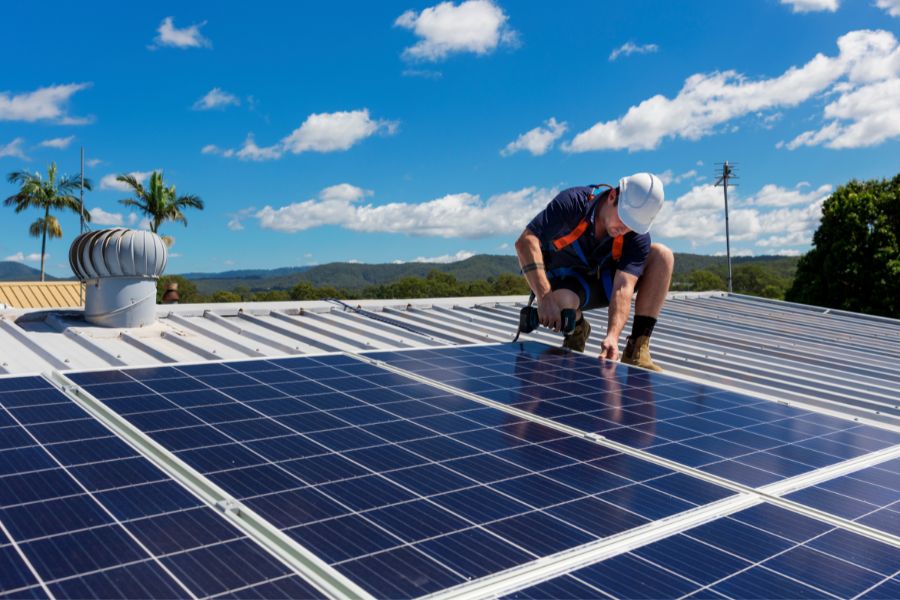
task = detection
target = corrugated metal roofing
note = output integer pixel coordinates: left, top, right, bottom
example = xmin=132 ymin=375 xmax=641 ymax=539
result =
xmin=1 ymin=292 xmax=898 ymax=428
xmin=0 ymin=280 xmax=83 ymax=309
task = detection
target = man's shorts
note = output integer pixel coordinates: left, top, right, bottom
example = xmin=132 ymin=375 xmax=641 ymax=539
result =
xmin=547 ymin=268 xmax=611 ymax=311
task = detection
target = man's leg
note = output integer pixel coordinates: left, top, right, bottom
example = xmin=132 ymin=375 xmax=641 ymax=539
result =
xmin=543 ymin=287 xmax=592 ymax=352
xmin=635 ymin=243 xmax=675 ymax=317
xmin=623 ymin=243 xmax=674 ymax=371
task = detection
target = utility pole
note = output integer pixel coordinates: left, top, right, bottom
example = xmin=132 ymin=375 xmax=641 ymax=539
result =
xmin=714 ymin=161 xmax=738 ymax=294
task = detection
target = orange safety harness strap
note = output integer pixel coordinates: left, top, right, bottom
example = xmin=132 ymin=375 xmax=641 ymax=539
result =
xmin=550 ymin=183 xmax=623 ymax=260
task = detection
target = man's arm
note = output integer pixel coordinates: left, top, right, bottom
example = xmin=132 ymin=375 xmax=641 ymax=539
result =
xmin=515 ymin=228 xmax=563 ymax=330
xmin=600 ymin=270 xmax=638 ymax=360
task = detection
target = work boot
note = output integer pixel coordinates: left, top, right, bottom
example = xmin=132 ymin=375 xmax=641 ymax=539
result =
xmin=621 ymin=335 xmax=663 ymax=372
xmin=563 ymin=318 xmax=591 ymax=352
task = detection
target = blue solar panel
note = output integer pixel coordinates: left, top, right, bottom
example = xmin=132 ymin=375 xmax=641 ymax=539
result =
xmin=0 ymin=376 xmax=323 ymax=599
xmin=785 ymin=458 xmax=900 ymax=536
xmin=67 ymin=354 xmax=738 ymax=599
xmin=364 ymin=342 xmax=900 ymax=487
xmin=508 ymin=503 xmax=899 ymax=599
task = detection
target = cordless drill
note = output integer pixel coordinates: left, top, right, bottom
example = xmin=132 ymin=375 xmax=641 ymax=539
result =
xmin=518 ymin=305 xmax=577 ymax=336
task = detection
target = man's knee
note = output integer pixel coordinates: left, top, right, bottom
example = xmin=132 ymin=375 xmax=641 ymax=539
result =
xmin=550 ymin=288 xmax=581 ymax=310
xmin=649 ymin=243 xmax=675 ymax=273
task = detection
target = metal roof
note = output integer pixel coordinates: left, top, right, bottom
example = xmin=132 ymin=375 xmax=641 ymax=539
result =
xmin=1 ymin=291 xmax=898 ymax=428
xmin=0 ymin=281 xmax=83 ymax=309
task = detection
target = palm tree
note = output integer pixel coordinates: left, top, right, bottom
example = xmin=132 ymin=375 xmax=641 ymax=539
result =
xmin=5 ymin=162 xmax=92 ymax=281
xmin=117 ymin=171 xmax=203 ymax=245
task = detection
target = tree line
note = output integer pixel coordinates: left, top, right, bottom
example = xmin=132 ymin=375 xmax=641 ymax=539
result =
xmin=161 ymin=264 xmax=791 ymax=304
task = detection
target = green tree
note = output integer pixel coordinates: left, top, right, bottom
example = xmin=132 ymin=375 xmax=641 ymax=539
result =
xmin=686 ymin=269 xmax=726 ymax=291
xmin=211 ymin=291 xmax=242 ymax=303
xmin=787 ymin=175 xmax=900 ymax=317
xmin=232 ymin=285 xmax=251 ymax=301
xmin=290 ymin=282 xmax=318 ymax=300
xmin=732 ymin=264 xmax=787 ymax=298
xmin=489 ymin=273 xmax=530 ymax=295
xmin=156 ymin=275 xmax=201 ymax=303
xmin=117 ymin=171 xmax=203 ymax=245
xmin=5 ymin=162 xmax=92 ymax=281
xmin=252 ymin=290 xmax=290 ymax=302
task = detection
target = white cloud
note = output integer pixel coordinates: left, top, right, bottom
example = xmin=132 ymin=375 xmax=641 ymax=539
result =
xmin=89 ymin=207 xmax=124 ymax=226
xmin=0 ymin=137 xmax=28 ymax=160
xmin=152 ymin=17 xmax=211 ymax=49
xmin=658 ymin=169 xmax=699 ymax=185
xmin=786 ymin=78 xmax=900 ymax=149
xmin=414 ymin=250 xmax=475 ymax=263
xmin=137 ymin=217 xmax=151 ymax=230
xmin=565 ymin=30 xmax=900 ymax=152
xmin=193 ymin=88 xmax=239 ymax=110
xmin=255 ymin=184 xmax=557 ymax=238
xmin=225 ymin=135 xmax=282 ymax=161
xmin=282 ymin=109 xmax=397 ymax=154
xmin=100 ymin=171 xmax=153 ymax=192
xmin=713 ymin=248 xmax=755 ymax=257
xmin=4 ymin=252 xmax=43 ymax=262
xmin=395 ymin=0 xmax=519 ymax=62
xmin=609 ymin=42 xmax=658 ymax=61
xmin=128 ymin=213 xmax=138 ymax=225
xmin=781 ymin=0 xmax=839 ymax=12
xmin=654 ymin=182 xmax=829 ymax=252
xmin=217 ymin=110 xmax=396 ymax=161
xmin=0 ymin=83 xmax=91 ymax=123
xmin=402 ymin=69 xmax=443 ymax=79
xmin=501 ymin=118 xmax=568 ymax=156
xmin=742 ymin=183 xmax=832 ymax=207
xmin=39 ymin=136 xmax=75 ymax=149
xmin=394 ymin=250 xmax=476 ymax=264
xmin=227 ymin=207 xmax=256 ymax=231
xmin=877 ymin=0 xmax=900 ymax=16
xmin=85 ymin=158 xmax=102 ymax=167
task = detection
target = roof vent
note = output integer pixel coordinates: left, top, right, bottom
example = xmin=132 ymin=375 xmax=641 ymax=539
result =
xmin=70 ymin=228 xmax=167 ymax=328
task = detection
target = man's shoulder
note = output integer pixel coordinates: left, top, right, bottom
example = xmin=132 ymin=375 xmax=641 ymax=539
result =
xmin=624 ymin=231 xmax=652 ymax=251
xmin=548 ymin=186 xmax=593 ymax=211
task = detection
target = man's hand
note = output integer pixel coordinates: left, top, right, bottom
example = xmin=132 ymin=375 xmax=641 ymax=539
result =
xmin=537 ymin=293 xmax=562 ymax=331
xmin=599 ymin=335 xmax=619 ymax=361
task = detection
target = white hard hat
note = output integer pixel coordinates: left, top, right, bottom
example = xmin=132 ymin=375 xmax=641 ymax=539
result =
xmin=617 ymin=172 xmax=665 ymax=234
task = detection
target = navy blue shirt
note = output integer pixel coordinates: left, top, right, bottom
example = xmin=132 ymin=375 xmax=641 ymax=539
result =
xmin=526 ymin=186 xmax=651 ymax=278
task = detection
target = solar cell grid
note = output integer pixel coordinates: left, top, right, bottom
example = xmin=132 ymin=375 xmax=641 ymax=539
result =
xmin=364 ymin=342 xmax=900 ymax=487
xmin=67 ymin=354 xmax=738 ymax=599
xmin=0 ymin=377 xmax=324 ymax=599
xmin=507 ymin=503 xmax=900 ymax=599
xmin=786 ymin=459 xmax=900 ymax=537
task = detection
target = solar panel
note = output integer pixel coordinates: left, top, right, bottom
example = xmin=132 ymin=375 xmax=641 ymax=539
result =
xmin=66 ymin=354 xmax=739 ymax=599
xmin=785 ymin=458 xmax=900 ymax=537
xmin=364 ymin=342 xmax=900 ymax=487
xmin=0 ymin=375 xmax=324 ymax=599
xmin=506 ymin=503 xmax=900 ymax=599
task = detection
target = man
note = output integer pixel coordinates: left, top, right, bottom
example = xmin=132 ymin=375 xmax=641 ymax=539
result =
xmin=514 ymin=172 xmax=673 ymax=371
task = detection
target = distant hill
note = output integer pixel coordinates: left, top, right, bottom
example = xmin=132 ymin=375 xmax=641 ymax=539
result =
xmin=0 ymin=261 xmax=59 ymax=281
xmin=672 ymin=253 xmax=800 ymax=280
xmin=185 ymin=255 xmax=520 ymax=294
xmin=178 ymin=266 xmax=313 ymax=280
xmin=180 ymin=253 xmax=799 ymax=295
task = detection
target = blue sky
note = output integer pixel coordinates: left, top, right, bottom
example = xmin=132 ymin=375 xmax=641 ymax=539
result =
xmin=2 ymin=0 xmax=898 ymax=276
